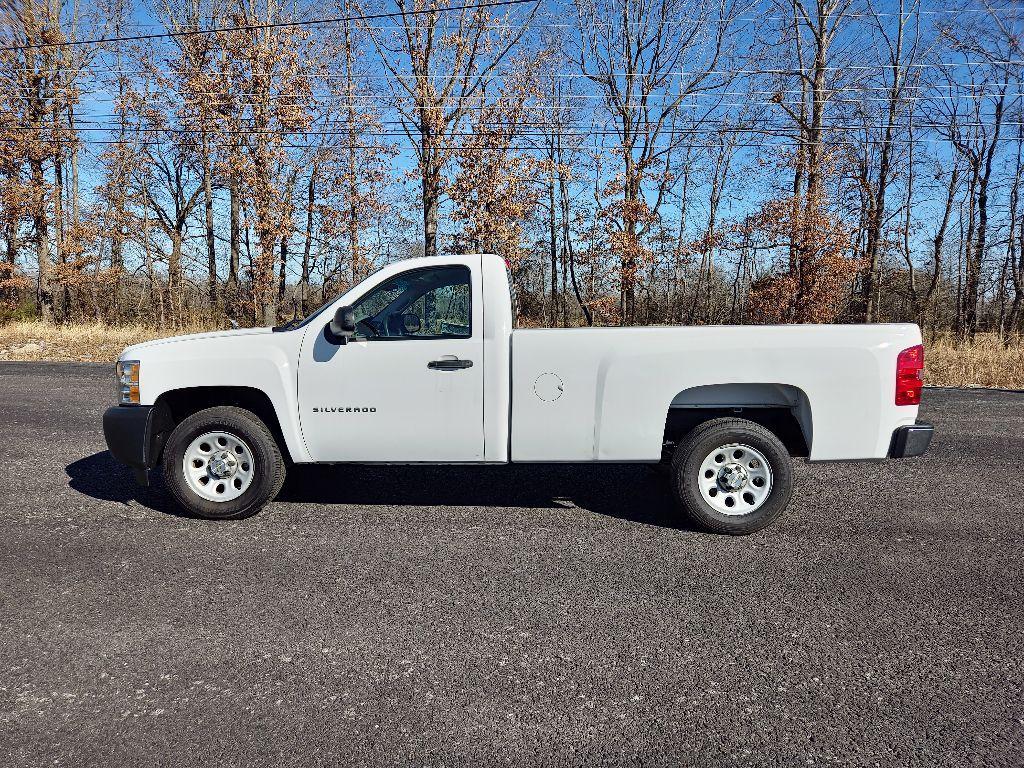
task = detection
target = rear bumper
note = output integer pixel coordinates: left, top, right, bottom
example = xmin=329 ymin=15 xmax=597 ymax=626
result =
xmin=889 ymin=421 xmax=934 ymax=458
xmin=102 ymin=403 xmax=172 ymax=485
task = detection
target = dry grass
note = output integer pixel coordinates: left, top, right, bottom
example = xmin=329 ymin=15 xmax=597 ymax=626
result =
xmin=0 ymin=320 xmax=216 ymax=363
xmin=925 ymin=333 xmax=1024 ymax=390
xmin=1 ymin=321 xmax=1022 ymax=389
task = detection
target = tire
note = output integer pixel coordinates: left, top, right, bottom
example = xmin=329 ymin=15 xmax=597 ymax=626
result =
xmin=669 ymin=417 xmax=794 ymax=535
xmin=161 ymin=406 xmax=286 ymax=520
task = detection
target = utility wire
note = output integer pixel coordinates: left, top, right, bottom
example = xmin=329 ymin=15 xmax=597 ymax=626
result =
xmin=3 ymin=3 xmax=1018 ymax=40
xmin=6 ymin=60 xmax=1024 ymax=73
xmin=0 ymin=0 xmax=539 ymax=52
xmin=3 ymin=134 xmax=1021 ymax=149
xmin=10 ymin=120 xmax=1024 ymax=135
xmin=8 ymin=86 xmax=1022 ymax=104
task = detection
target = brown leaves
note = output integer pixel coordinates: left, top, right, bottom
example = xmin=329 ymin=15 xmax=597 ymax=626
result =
xmin=449 ymin=54 xmax=546 ymax=270
xmin=0 ymin=263 xmax=31 ymax=310
xmin=746 ymin=194 xmax=862 ymax=324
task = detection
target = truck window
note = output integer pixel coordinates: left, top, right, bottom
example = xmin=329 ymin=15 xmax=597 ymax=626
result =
xmin=352 ymin=266 xmax=472 ymax=340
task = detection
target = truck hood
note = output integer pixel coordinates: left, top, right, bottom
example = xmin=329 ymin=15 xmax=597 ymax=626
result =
xmin=119 ymin=327 xmax=273 ymax=359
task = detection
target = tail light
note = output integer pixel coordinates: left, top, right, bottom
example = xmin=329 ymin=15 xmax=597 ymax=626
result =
xmin=895 ymin=344 xmax=924 ymax=405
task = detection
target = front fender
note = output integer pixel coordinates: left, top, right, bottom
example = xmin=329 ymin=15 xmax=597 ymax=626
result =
xmin=123 ymin=331 xmax=311 ymax=464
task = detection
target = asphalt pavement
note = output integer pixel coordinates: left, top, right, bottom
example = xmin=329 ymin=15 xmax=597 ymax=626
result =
xmin=0 ymin=362 xmax=1021 ymax=767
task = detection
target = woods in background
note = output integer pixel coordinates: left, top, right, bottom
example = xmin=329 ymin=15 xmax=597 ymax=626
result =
xmin=1 ymin=0 xmax=1022 ymax=343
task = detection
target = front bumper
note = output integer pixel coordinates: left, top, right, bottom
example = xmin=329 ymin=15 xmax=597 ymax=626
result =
xmin=889 ymin=420 xmax=934 ymax=458
xmin=102 ymin=403 xmax=173 ymax=486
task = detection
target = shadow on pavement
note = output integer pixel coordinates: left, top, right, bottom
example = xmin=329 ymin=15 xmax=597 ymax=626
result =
xmin=65 ymin=451 xmax=184 ymax=515
xmin=66 ymin=451 xmax=687 ymax=529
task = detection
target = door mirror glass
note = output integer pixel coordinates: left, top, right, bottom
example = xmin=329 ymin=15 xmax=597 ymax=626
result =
xmin=327 ymin=305 xmax=356 ymax=344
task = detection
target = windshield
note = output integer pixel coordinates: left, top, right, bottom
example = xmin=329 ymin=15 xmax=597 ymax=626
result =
xmin=273 ymin=272 xmax=374 ymax=332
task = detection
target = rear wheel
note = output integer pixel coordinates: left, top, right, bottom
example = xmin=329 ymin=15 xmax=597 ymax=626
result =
xmin=670 ymin=418 xmax=794 ymax=535
xmin=162 ymin=406 xmax=286 ymax=520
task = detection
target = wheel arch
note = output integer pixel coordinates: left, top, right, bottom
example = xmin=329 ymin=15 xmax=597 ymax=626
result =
xmin=154 ymin=386 xmax=295 ymax=464
xmin=663 ymin=383 xmax=813 ymax=457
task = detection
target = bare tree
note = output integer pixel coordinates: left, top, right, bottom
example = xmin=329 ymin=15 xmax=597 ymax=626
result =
xmin=366 ymin=0 xmax=538 ymax=260
xmin=215 ymin=0 xmax=317 ymax=326
xmin=933 ymin=4 xmax=1016 ymax=340
xmin=1005 ymin=121 xmax=1024 ymax=339
xmin=855 ymin=0 xmax=923 ymax=322
xmin=574 ymin=0 xmax=741 ymax=324
xmin=0 ymin=0 xmax=84 ymax=320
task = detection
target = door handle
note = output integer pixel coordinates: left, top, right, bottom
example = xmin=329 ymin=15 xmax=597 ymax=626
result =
xmin=428 ymin=359 xmax=473 ymax=371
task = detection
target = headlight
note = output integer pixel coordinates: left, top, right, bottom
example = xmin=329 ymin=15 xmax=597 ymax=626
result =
xmin=116 ymin=360 xmax=140 ymax=404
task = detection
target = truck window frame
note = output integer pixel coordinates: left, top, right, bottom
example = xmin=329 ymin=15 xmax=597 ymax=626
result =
xmin=350 ymin=265 xmax=473 ymax=342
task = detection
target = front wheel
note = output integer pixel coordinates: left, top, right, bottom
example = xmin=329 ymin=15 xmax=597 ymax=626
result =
xmin=670 ymin=418 xmax=794 ymax=535
xmin=161 ymin=406 xmax=286 ymax=520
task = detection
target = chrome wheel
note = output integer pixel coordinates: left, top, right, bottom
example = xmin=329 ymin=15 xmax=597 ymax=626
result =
xmin=697 ymin=443 xmax=772 ymax=515
xmin=182 ymin=431 xmax=255 ymax=502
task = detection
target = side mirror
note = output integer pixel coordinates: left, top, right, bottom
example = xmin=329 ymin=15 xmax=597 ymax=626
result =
xmin=326 ymin=305 xmax=356 ymax=345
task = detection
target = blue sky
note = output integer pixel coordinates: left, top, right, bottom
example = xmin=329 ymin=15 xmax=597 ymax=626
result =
xmin=61 ymin=0 xmax=1018 ymax=279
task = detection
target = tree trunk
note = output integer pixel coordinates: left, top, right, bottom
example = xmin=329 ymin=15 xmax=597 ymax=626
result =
xmin=559 ymin=166 xmax=591 ymax=326
xmin=203 ymin=149 xmax=218 ymax=310
xmin=958 ymin=169 xmax=978 ymax=338
xmin=421 ymin=148 xmax=440 ymax=260
xmin=1005 ymin=129 xmax=1024 ymax=341
xmin=300 ymin=171 xmax=314 ymax=314
xmin=30 ymin=159 xmax=54 ymax=322
xmin=142 ymin=205 xmax=163 ymax=327
xmin=168 ymin=229 xmax=183 ymax=323
xmin=548 ymin=167 xmax=558 ymax=326
xmin=257 ymin=233 xmax=279 ymax=327
xmin=278 ymin=235 xmax=288 ymax=311
xmin=343 ymin=18 xmax=361 ymax=283
xmin=861 ymin=147 xmax=891 ymax=323
xmin=228 ymin=177 xmax=240 ymax=298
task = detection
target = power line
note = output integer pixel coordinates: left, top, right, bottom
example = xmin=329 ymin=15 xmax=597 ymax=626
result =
xmin=2 ymin=131 xmax=1019 ymax=149
xmin=49 ymin=88 xmax=1024 ymax=122
xmin=6 ymin=60 xmax=1024 ymax=76
xmin=3 ymin=3 xmax=1018 ymax=40
xmin=7 ymin=84 xmax=1022 ymax=106
xmin=0 ymin=0 xmax=539 ymax=53
xmin=11 ymin=118 xmax=1024 ymax=135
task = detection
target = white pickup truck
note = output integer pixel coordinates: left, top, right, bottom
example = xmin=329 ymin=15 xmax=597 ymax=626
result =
xmin=103 ymin=253 xmax=932 ymax=534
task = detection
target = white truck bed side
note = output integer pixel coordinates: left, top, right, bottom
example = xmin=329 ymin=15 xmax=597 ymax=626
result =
xmin=510 ymin=324 xmax=923 ymax=462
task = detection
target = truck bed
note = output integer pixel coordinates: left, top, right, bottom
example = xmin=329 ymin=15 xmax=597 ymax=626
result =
xmin=510 ymin=323 xmax=922 ymax=462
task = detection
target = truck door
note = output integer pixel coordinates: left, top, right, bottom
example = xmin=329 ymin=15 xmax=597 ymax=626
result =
xmin=297 ymin=262 xmax=485 ymax=462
